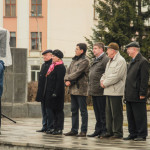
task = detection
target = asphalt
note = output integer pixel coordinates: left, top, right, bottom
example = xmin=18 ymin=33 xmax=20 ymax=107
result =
xmin=0 ymin=110 xmax=150 ymax=150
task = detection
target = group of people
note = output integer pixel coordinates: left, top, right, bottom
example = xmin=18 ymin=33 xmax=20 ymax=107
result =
xmin=36 ymin=41 xmax=149 ymax=141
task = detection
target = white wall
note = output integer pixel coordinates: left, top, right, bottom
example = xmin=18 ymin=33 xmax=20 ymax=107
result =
xmin=17 ymin=0 xmax=29 ymax=50
xmin=0 ymin=0 xmax=3 ymax=27
xmin=47 ymin=0 xmax=94 ymax=58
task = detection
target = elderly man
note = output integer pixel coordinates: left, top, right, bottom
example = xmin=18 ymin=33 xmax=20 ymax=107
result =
xmin=88 ymin=42 xmax=109 ymax=137
xmin=123 ymin=41 xmax=149 ymax=141
xmin=100 ymin=42 xmax=127 ymax=139
xmin=36 ymin=50 xmax=54 ymax=133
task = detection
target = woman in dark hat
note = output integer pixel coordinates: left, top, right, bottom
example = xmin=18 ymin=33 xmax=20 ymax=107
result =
xmin=45 ymin=49 xmax=66 ymax=135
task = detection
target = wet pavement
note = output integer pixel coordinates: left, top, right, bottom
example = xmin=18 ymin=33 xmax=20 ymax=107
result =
xmin=0 ymin=110 xmax=150 ymax=150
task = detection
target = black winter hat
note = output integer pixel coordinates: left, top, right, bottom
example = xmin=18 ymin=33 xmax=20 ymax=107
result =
xmin=126 ymin=41 xmax=140 ymax=49
xmin=52 ymin=49 xmax=64 ymax=59
xmin=42 ymin=49 xmax=53 ymax=55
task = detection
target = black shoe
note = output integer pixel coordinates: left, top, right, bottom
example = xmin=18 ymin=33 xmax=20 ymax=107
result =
xmin=52 ymin=130 xmax=63 ymax=135
xmin=36 ymin=129 xmax=47 ymax=132
xmin=134 ymin=137 xmax=146 ymax=141
xmin=110 ymin=135 xmax=123 ymax=139
xmin=97 ymin=132 xmax=105 ymax=138
xmin=64 ymin=131 xmax=78 ymax=136
xmin=76 ymin=132 xmax=86 ymax=137
xmin=123 ymin=135 xmax=136 ymax=140
xmin=87 ymin=132 xmax=99 ymax=137
xmin=100 ymin=133 xmax=113 ymax=139
xmin=46 ymin=129 xmax=54 ymax=134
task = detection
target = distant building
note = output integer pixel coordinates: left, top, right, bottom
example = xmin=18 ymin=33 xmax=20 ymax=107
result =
xmin=0 ymin=0 xmax=97 ymax=81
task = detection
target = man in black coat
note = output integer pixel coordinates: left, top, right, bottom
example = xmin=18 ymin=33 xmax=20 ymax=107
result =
xmin=123 ymin=42 xmax=149 ymax=141
xmin=36 ymin=49 xmax=54 ymax=132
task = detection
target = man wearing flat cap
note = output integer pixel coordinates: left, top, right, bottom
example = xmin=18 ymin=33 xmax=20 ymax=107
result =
xmin=123 ymin=41 xmax=149 ymax=141
xmin=36 ymin=49 xmax=54 ymax=133
xmin=100 ymin=42 xmax=127 ymax=139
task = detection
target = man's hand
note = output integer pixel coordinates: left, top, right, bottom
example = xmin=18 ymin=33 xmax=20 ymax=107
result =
xmin=140 ymin=96 xmax=145 ymax=100
xmin=100 ymin=80 xmax=105 ymax=88
xmin=65 ymin=81 xmax=71 ymax=87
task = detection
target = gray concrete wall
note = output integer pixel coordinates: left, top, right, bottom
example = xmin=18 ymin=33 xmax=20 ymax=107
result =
xmin=2 ymin=48 xmax=27 ymax=103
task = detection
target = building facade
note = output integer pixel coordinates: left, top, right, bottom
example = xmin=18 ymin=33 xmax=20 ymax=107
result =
xmin=0 ymin=0 xmax=96 ymax=81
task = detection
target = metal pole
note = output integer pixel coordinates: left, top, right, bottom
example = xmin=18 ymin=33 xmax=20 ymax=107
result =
xmin=35 ymin=16 xmax=42 ymax=69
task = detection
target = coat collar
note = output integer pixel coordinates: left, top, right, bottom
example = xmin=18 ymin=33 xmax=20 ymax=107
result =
xmin=72 ymin=54 xmax=86 ymax=61
xmin=108 ymin=51 xmax=120 ymax=63
xmin=133 ymin=53 xmax=142 ymax=62
xmin=112 ymin=51 xmax=120 ymax=61
xmin=127 ymin=53 xmax=142 ymax=71
xmin=45 ymin=59 xmax=52 ymax=64
xmin=91 ymin=53 xmax=106 ymax=65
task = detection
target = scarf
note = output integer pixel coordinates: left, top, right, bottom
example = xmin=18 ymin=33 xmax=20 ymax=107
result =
xmin=46 ymin=60 xmax=63 ymax=76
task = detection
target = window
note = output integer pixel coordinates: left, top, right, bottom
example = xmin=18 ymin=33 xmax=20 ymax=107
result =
xmin=31 ymin=0 xmax=42 ymax=16
xmin=31 ymin=65 xmax=40 ymax=81
xmin=5 ymin=0 xmax=16 ymax=17
xmin=10 ymin=32 xmax=16 ymax=47
xmin=31 ymin=32 xmax=42 ymax=50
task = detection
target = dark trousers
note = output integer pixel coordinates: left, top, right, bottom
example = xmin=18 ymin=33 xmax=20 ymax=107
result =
xmin=71 ymin=95 xmax=88 ymax=133
xmin=52 ymin=109 xmax=64 ymax=130
xmin=92 ymin=96 xmax=106 ymax=134
xmin=0 ymin=97 xmax=2 ymax=128
xmin=106 ymin=96 xmax=123 ymax=136
xmin=126 ymin=101 xmax=147 ymax=138
xmin=41 ymin=101 xmax=54 ymax=130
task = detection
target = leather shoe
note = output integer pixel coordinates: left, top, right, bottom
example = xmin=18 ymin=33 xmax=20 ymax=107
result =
xmin=110 ymin=135 xmax=123 ymax=139
xmin=36 ymin=129 xmax=47 ymax=132
xmin=46 ymin=129 xmax=54 ymax=134
xmin=134 ymin=137 xmax=146 ymax=141
xmin=87 ymin=132 xmax=99 ymax=137
xmin=76 ymin=132 xmax=86 ymax=137
xmin=123 ymin=135 xmax=136 ymax=140
xmin=64 ymin=131 xmax=78 ymax=136
xmin=99 ymin=133 xmax=113 ymax=138
xmin=52 ymin=130 xmax=63 ymax=135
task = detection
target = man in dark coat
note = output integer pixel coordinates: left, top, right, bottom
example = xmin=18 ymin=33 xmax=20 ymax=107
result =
xmin=36 ymin=49 xmax=54 ymax=133
xmin=88 ymin=42 xmax=109 ymax=137
xmin=45 ymin=49 xmax=66 ymax=135
xmin=64 ymin=43 xmax=89 ymax=137
xmin=123 ymin=41 xmax=149 ymax=141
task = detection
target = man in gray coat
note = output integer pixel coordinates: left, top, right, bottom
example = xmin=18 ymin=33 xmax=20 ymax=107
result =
xmin=88 ymin=42 xmax=109 ymax=137
xmin=64 ymin=43 xmax=89 ymax=137
xmin=100 ymin=42 xmax=127 ymax=139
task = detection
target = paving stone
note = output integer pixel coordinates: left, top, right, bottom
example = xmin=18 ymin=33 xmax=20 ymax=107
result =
xmin=0 ymin=110 xmax=150 ymax=150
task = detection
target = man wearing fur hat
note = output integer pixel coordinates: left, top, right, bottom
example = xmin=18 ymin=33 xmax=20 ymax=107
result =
xmin=100 ymin=42 xmax=127 ymax=139
xmin=123 ymin=42 xmax=149 ymax=141
xmin=36 ymin=50 xmax=54 ymax=133
xmin=64 ymin=43 xmax=89 ymax=137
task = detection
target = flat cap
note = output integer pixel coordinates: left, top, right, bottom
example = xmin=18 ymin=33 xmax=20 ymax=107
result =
xmin=105 ymin=42 xmax=119 ymax=50
xmin=42 ymin=49 xmax=53 ymax=55
xmin=126 ymin=41 xmax=140 ymax=49
xmin=52 ymin=49 xmax=64 ymax=59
